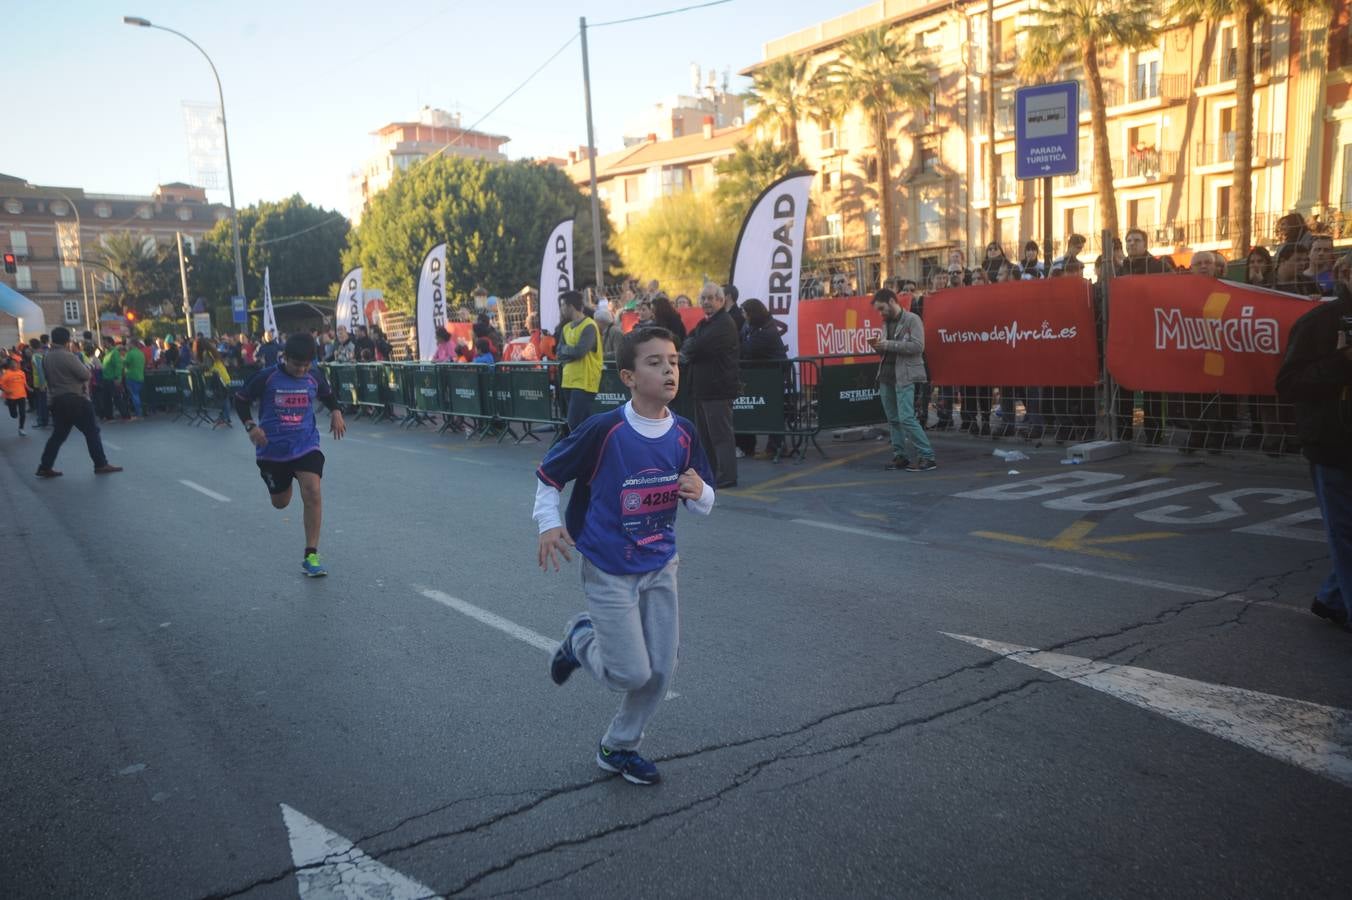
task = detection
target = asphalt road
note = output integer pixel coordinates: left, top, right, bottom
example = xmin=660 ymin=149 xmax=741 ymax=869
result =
xmin=2 ymin=411 xmax=1348 ymax=899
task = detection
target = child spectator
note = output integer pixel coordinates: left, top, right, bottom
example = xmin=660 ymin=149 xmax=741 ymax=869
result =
xmin=2 ymin=356 xmax=29 ymax=435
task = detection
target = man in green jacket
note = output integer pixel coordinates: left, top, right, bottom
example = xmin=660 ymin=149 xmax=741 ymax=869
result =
xmin=97 ymin=338 xmax=123 ymax=420
xmin=123 ymin=339 xmax=146 ymax=419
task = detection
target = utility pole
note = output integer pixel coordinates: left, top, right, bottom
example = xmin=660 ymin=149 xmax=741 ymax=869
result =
xmin=985 ymin=0 xmax=998 ymax=246
xmin=579 ymin=17 xmax=606 ymax=293
xmin=176 ymin=232 xmax=193 ymax=339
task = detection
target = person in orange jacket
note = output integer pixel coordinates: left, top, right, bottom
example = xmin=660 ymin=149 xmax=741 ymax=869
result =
xmin=2 ymin=355 xmax=30 ymax=436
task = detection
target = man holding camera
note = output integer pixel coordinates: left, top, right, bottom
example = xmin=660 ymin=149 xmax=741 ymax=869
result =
xmin=1276 ymin=285 xmax=1352 ymax=631
xmin=870 ymin=288 xmax=936 ymax=472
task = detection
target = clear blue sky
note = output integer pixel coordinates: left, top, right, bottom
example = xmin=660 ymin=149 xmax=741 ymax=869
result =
xmin=9 ymin=0 xmax=868 ymax=215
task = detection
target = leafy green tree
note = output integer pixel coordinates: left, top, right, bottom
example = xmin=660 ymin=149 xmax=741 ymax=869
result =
xmin=96 ymin=231 xmax=178 ymax=315
xmin=616 ymin=192 xmax=738 ymax=299
xmin=1167 ymin=0 xmax=1332 ymax=255
xmin=1021 ymin=0 xmax=1157 ymax=240
xmin=814 ymin=26 xmax=930 ymax=282
xmin=343 ymin=157 xmax=617 ymax=312
xmin=744 ymin=54 xmax=812 ymax=159
xmin=713 ymin=141 xmax=807 ymax=220
xmin=192 ymin=195 xmax=349 ymax=306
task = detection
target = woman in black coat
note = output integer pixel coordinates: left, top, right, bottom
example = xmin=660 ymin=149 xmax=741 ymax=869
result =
xmin=735 ymin=298 xmax=789 ymax=459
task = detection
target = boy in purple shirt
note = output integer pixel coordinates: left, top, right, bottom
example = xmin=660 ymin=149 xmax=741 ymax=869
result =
xmin=535 ymin=326 xmax=716 ymax=785
xmin=234 ymin=334 xmax=346 ymax=576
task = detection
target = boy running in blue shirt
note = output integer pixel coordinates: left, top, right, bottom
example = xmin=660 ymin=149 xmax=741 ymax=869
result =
xmin=535 ymin=326 xmax=716 ymax=785
xmin=234 ymin=334 xmax=346 ymax=576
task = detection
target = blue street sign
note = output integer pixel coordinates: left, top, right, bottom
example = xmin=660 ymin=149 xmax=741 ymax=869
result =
xmin=231 ymin=295 xmax=246 ymax=324
xmin=1015 ymin=81 xmax=1079 ymax=180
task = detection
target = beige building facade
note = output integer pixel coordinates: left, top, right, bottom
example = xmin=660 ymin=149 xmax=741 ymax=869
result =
xmin=749 ymin=0 xmax=1347 ymax=288
xmin=564 ymin=120 xmax=748 ymax=231
xmin=0 ymin=174 xmax=230 ymax=336
xmin=348 ymin=107 xmax=510 ymax=224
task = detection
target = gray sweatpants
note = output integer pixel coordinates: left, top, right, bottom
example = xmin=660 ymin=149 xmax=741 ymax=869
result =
xmin=573 ymin=554 xmax=680 ymax=751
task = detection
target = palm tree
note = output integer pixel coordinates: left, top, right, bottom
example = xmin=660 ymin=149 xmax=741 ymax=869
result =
xmin=1168 ymin=0 xmax=1332 ymax=256
xmin=814 ymin=26 xmax=930 ymax=282
xmin=98 ymin=231 xmax=174 ymax=315
xmin=1021 ymin=0 xmax=1157 ymax=241
xmin=743 ymin=54 xmax=811 ymax=159
xmin=713 ymin=140 xmax=807 ymax=219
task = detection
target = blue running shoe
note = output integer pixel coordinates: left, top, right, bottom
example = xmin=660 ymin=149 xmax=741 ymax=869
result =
xmin=596 ymin=743 xmax=660 ymax=785
xmin=302 ymin=552 xmax=327 ymax=577
xmin=550 ymin=613 xmax=591 ymax=685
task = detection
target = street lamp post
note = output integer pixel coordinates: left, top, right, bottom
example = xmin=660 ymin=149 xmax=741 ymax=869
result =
xmin=123 ymin=15 xmax=247 ymax=311
xmin=28 ymin=183 xmax=94 ymax=342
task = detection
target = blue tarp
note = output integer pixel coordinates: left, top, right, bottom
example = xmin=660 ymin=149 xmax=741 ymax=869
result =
xmin=0 ymin=282 xmax=47 ymax=340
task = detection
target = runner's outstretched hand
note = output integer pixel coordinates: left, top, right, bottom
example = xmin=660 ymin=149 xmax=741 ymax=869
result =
xmin=330 ymin=409 xmax=346 ymax=440
xmin=539 ymin=526 xmax=574 ymax=571
xmin=677 ymin=467 xmax=704 ymax=500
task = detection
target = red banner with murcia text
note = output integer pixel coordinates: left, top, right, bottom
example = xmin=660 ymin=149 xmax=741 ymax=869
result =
xmin=1106 ymin=275 xmax=1315 ymax=394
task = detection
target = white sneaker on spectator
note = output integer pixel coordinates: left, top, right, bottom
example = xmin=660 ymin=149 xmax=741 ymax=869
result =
xmin=735 ymin=448 xmax=746 ymax=459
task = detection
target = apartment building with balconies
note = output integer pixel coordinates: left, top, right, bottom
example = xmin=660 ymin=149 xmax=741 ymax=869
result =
xmin=748 ymin=0 xmax=1342 ymax=285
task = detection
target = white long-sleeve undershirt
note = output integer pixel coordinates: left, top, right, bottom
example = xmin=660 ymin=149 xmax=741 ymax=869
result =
xmin=533 ymin=401 xmax=715 ymax=533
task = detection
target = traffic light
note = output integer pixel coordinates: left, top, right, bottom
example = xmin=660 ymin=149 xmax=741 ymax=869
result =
xmin=3 ymin=252 xmax=15 ymax=274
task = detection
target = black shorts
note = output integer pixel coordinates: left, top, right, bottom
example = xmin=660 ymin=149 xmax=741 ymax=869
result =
xmin=257 ymin=449 xmax=325 ymax=495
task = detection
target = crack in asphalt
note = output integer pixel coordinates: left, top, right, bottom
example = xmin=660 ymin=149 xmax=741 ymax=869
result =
xmin=196 ymin=554 xmax=1329 ymax=899
xmin=1111 ymin=555 xmax=1327 ymax=668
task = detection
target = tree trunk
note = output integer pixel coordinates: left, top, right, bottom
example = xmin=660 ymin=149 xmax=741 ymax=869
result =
xmin=985 ymin=0 xmax=998 ymax=244
xmin=877 ymin=109 xmax=896 ymax=284
xmin=1084 ymin=43 xmax=1120 ymax=241
xmin=1232 ymin=8 xmax=1256 ymax=256
xmin=788 ymin=119 xmax=800 ymax=161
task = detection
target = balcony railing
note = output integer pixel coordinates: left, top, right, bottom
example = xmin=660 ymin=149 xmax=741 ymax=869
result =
xmin=1202 ymin=44 xmax=1273 ymax=86
xmin=1096 ymin=81 xmax=1123 ymax=108
xmin=1114 ymin=148 xmax=1179 ymax=181
xmin=1185 ymin=212 xmax=1281 ymax=245
xmin=995 ymin=104 xmax=1015 ymax=134
xmin=1128 ymin=73 xmax=1187 ymax=103
xmin=1195 ymin=132 xmax=1283 ymax=166
xmin=973 ymin=176 xmax=1019 ymax=204
xmin=1055 ymin=168 xmax=1092 ymax=192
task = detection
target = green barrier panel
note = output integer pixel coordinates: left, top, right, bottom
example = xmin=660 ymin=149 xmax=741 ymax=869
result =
xmin=443 ymin=365 xmax=491 ymax=418
xmin=382 ymin=364 xmax=402 ymax=406
xmin=670 ymin=368 xmax=696 ymax=421
xmin=490 ymin=368 xmax=515 ymax=420
xmin=509 ymin=368 xmax=555 ymax=423
xmin=733 ymin=365 xmax=788 ymax=433
xmin=356 ymin=365 xmax=383 ymax=406
xmin=414 ymin=365 xmax=440 ymax=412
xmin=332 ymin=365 xmax=359 ymax=405
xmin=816 ymin=362 xmax=884 ymax=430
xmin=145 ymin=370 xmax=178 ymax=409
xmin=175 ymin=369 xmax=197 ymax=406
xmin=593 ymin=367 xmax=630 ymax=413
xmin=226 ymin=365 xmax=260 ymax=391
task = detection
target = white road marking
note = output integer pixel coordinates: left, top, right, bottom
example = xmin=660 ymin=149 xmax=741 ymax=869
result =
xmin=102 ymin=440 xmax=122 ymax=451
xmin=1035 ymin=563 xmax=1297 ymax=614
xmin=343 ymin=436 xmax=429 ymax=455
xmin=179 ymin=480 xmax=230 ymax=503
xmin=418 ymin=588 xmax=556 ymax=651
xmin=943 ymin=633 xmax=1352 ymax=789
xmin=790 ymin=518 xmax=925 ymax=544
xmin=281 ymin=804 xmax=443 ymax=900
xmin=416 ymin=587 xmax=680 ymax=700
